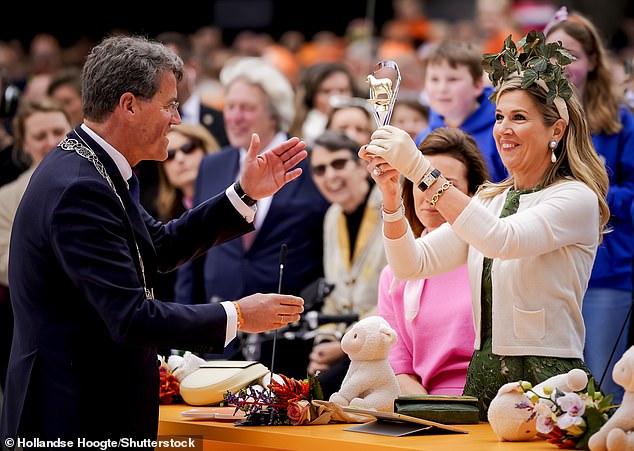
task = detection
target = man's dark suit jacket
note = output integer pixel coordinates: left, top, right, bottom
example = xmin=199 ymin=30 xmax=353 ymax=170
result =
xmin=0 ymin=126 xmax=252 ymax=446
xmin=174 ymin=143 xmax=329 ymax=311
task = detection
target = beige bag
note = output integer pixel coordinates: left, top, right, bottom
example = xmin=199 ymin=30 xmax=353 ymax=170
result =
xmin=179 ymin=361 xmax=269 ymax=406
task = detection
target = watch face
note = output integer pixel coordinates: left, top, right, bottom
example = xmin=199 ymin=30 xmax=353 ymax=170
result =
xmin=419 ymin=169 xmax=440 ymax=191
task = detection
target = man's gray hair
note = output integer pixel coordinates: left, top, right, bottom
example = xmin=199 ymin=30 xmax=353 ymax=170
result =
xmin=81 ymin=35 xmax=184 ymax=122
xmin=220 ymin=56 xmax=295 ymax=133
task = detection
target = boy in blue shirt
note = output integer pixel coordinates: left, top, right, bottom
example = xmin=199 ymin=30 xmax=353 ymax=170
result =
xmin=416 ymin=40 xmax=507 ymax=182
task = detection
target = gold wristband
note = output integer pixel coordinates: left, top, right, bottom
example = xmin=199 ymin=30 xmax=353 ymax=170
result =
xmin=429 ymin=181 xmax=453 ymax=208
xmin=232 ymin=301 xmax=244 ymax=330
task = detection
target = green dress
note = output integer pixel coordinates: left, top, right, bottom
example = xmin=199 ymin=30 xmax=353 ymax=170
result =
xmin=461 ymin=187 xmax=591 ymax=421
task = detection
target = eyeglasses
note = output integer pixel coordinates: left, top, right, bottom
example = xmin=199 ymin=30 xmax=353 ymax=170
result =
xmin=166 ymin=141 xmax=198 ymax=161
xmin=311 ymin=158 xmax=351 ymax=176
xmin=161 ymin=100 xmax=180 ymax=115
xmin=139 ymin=96 xmax=180 ymax=116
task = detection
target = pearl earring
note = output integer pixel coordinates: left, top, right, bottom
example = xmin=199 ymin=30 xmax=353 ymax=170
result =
xmin=549 ymin=139 xmax=558 ymax=163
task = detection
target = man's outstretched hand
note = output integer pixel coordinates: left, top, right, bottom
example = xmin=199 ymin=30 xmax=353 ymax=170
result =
xmin=239 ymin=134 xmax=307 ymax=200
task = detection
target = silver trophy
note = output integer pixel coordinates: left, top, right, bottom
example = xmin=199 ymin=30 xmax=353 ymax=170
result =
xmin=367 ymin=60 xmax=401 ymax=127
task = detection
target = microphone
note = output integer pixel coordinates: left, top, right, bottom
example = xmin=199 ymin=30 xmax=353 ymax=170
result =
xmin=270 ymin=243 xmax=287 ymax=377
xmin=277 ymin=243 xmax=287 ymax=293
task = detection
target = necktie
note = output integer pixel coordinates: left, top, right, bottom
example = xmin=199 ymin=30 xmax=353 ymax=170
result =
xmin=242 ymin=228 xmax=256 ymax=251
xmin=128 ymin=173 xmax=140 ymax=204
xmin=242 ymin=199 xmax=257 ymax=251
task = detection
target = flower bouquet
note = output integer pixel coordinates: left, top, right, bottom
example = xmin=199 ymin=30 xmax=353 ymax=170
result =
xmin=223 ymin=373 xmax=333 ymax=425
xmin=158 ymin=355 xmax=181 ymax=404
xmin=515 ymin=378 xmax=616 ymax=449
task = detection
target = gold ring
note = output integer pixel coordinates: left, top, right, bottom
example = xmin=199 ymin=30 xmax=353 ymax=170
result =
xmin=373 ymin=166 xmax=383 ymax=176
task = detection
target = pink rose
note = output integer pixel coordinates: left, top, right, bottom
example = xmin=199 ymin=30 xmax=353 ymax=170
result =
xmin=287 ymin=400 xmax=312 ymax=425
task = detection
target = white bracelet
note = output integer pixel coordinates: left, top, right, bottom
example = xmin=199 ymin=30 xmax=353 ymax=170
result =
xmin=382 ymin=203 xmax=405 ymax=222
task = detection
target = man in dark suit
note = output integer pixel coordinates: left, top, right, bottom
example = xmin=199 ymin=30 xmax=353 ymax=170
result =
xmin=174 ymin=57 xmax=329 ymax=375
xmin=0 ymin=35 xmax=306 ymax=448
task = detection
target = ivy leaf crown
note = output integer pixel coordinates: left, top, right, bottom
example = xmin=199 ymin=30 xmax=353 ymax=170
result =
xmin=482 ymin=30 xmax=576 ymax=105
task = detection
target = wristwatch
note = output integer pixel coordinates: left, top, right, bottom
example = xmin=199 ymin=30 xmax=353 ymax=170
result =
xmin=234 ymin=181 xmax=257 ymax=207
xmin=417 ymin=168 xmax=442 ymax=192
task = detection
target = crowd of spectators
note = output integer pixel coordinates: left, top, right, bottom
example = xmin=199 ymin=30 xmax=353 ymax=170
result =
xmin=1 ymin=0 xmax=634 ymax=409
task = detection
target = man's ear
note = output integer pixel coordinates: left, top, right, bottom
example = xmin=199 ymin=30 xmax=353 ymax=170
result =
xmin=120 ymin=92 xmax=137 ymax=115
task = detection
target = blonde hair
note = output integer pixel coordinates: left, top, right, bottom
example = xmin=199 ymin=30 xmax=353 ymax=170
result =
xmin=12 ymin=95 xmax=71 ymax=166
xmin=156 ymin=124 xmax=219 ymax=221
xmin=479 ymin=79 xmax=610 ymax=242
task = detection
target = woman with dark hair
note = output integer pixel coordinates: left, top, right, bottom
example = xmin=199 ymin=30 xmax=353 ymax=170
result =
xmin=378 ymin=127 xmax=488 ymax=396
xmin=290 ymin=62 xmax=359 ymax=145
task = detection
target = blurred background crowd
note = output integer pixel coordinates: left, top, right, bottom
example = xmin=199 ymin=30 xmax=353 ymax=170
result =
xmin=2 ymin=0 xmax=634 ymax=407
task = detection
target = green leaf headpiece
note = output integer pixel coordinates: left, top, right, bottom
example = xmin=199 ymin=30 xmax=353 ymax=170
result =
xmin=482 ymin=30 xmax=575 ymax=123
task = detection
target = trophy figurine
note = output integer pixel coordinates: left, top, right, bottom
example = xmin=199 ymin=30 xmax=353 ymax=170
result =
xmin=367 ymin=60 xmax=401 ymax=127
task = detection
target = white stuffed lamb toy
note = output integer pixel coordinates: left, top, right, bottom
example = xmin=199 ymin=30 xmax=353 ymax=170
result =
xmin=589 ymin=345 xmax=634 ymax=451
xmin=329 ymin=315 xmax=400 ymax=412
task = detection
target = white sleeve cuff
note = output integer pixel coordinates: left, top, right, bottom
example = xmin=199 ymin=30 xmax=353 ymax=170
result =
xmin=221 ymin=301 xmax=238 ymax=347
xmin=226 ymin=185 xmax=256 ymax=223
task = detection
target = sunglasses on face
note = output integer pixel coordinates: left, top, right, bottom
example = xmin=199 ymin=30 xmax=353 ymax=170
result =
xmin=166 ymin=141 xmax=198 ymax=161
xmin=311 ymin=158 xmax=351 ymax=176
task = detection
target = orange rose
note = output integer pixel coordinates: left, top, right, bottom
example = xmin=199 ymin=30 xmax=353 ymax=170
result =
xmin=287 ymin=400 xmax=312 ymax=425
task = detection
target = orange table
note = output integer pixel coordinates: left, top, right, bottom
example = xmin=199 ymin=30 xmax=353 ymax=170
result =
xmin=159 ymin=404 xmax=557 ymax=451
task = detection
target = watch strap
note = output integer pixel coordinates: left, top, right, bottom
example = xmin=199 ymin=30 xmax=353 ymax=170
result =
xmin=233 ymin=181 xmax=257 ymax=207
xmin=417 ymin=168 xmax=441 ymax=192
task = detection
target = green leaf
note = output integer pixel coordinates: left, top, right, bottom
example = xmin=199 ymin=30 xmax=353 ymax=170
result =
xmin=543 ymin=43 xmax=557 ymax=59
xmin=504 ymin=35 xmax=517 ymax=52
xmin=557 ymin=79 xmax=574 ymax=100
xmin=597 ymin=393 xmax=615 ymax=411
xmin=575 ymin=407 xmax=608 ymax=449
xmin=556 ymin=49 xmax=576 ymax=65
xmin=524 ymin=30 xmax=538 ymax=47
xmin=521 ymin=69 xmax=538 ymax=88
xmin=587 ymin=378 xmax=596 ymax=397
xmin=532 ymin=58 xmax=548 ymax=72
xmin=481 ymin=29 xmax=574 ymax=104
xmin=308 ymin=374 xmax=324 ymax=401
xmin=541 ymin=70 xmax=556 ymax=83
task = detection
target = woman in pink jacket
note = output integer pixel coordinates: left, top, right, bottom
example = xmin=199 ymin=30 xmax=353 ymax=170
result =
xmin=377 ymin=127 xmax=489 ymax=395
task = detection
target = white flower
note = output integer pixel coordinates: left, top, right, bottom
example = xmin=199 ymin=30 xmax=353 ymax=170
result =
xmin=556 ymin=392 xmax=586 ymax=417
xmin=167 ymin=354 xmax=184 ymax=372
xmin=535 ymin=400 xmax=557 ymax=434
xmin=556 ymin=412 xmax=584 ymax=429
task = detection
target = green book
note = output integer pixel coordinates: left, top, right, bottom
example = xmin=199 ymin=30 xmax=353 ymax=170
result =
xmin=394 ymin=394 xmax=480 ymax=424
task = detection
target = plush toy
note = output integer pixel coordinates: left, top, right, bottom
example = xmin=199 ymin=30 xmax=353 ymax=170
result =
xmin=589 ymin=345 xmax=634 ymax=451
xmin=329 ymin=315 xmax=400 ymax=412
xmin=487 ymin=381 xmax=537 ymax=441
xmin=488 ymin=368 xmax=588 ymax=442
